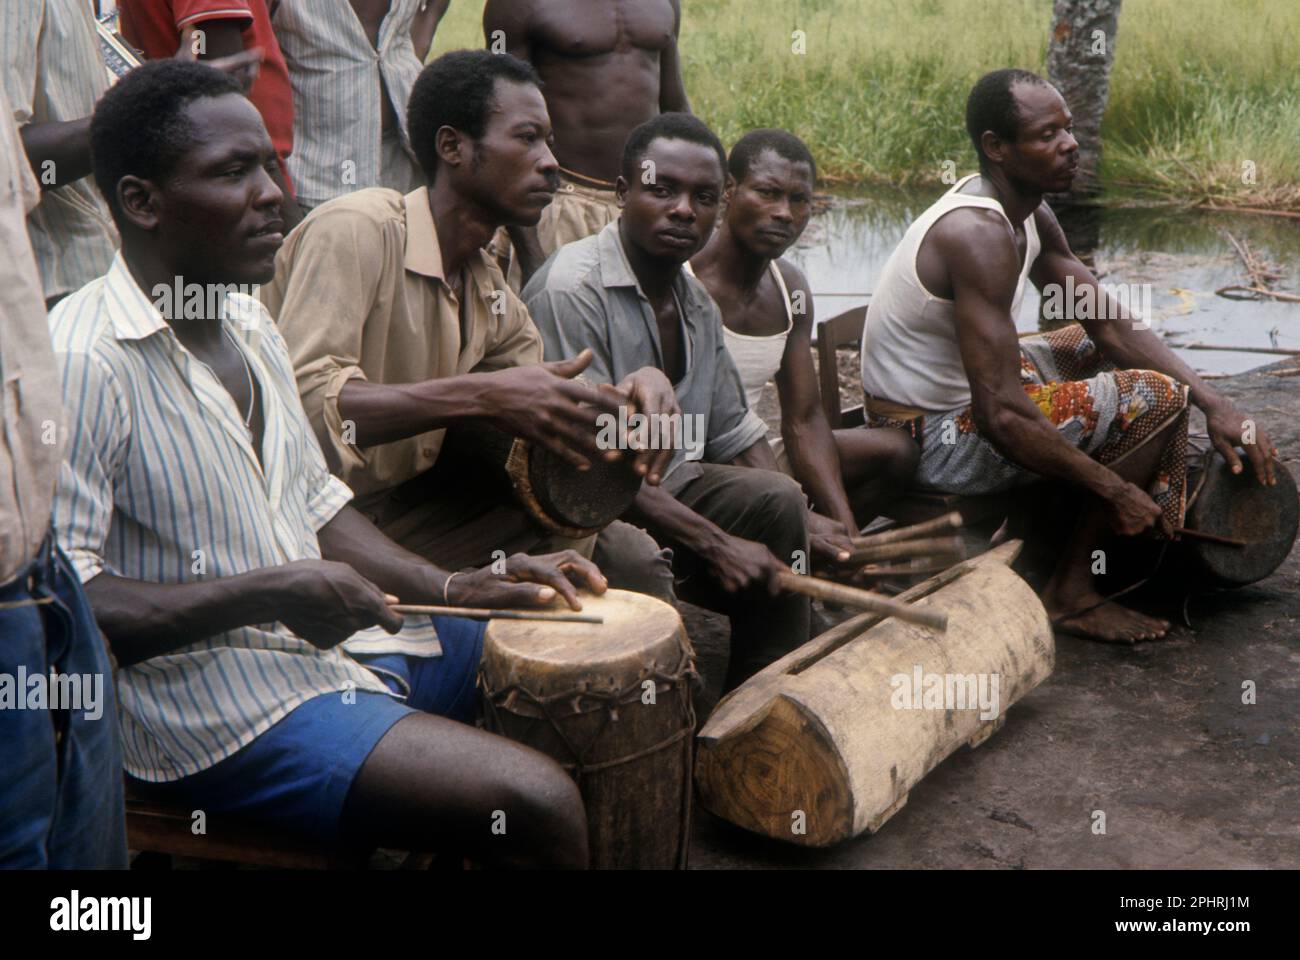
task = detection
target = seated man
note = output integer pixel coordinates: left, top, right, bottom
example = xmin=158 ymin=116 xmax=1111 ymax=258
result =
xmin=689 ymin=128 xmax=919 ymax=542
xmin=50 ymin=60 xmax=599 ymax=867
xmin=262 ymin=50 xmax=676 ymax=606
xmin=860 ymin=68 xmax=1277 ymax=643
xmin=524 ymin=113 xmax=812 ymax=691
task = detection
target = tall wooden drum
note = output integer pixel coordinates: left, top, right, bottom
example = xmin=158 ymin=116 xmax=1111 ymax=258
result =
xmin=479 ymin=590 xmax=697 ymax=869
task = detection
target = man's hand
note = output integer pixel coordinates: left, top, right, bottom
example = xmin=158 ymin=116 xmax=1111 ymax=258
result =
xmin=614 ymin=366 xmax=681 ymax=484
xmin=273 ymin=559 xmax=404 ymax=648
xmin=807 ymin=512 xmax=854 ymax=568
xmin=1203 ymin=398 xmax=1277 ymax=486
xmin=702 ymin=535 xmax=789 ymax=595
xmin=448 ymin=550 xmax=608 ymax=611
xmin=482 ymin=350 xmax=623 ymax=471
xmin=1101 ymin=479 xmax=1168 ymax=537
xmin=203 ymin=47 xmax=263 ymax=94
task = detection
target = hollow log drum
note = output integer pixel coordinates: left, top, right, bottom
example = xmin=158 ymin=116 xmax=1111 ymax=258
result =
xmin=479 ymin=590 xmax=697 ymax=868
xmin=695 ymin=542 xmax=1053 ymax=847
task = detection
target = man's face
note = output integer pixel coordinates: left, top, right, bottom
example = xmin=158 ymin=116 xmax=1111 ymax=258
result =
xmin=460 ymin=79 xmax=559 ymax=226
xmin=152 ymin=94 xmax=284 ymax=286
xmin=617 ymin=138 xmax=725 ymax=264
xmin=1001 ymin=82 xmax=1079 ymax=192
xmin=726 ymin=149 xmax=813 ymax=259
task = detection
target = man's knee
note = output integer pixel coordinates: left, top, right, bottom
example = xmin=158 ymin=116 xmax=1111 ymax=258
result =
xmin=494 ymin=748 xmax=588 ymax=868
xmin=593 ymin=520 xmax=675 ymax=605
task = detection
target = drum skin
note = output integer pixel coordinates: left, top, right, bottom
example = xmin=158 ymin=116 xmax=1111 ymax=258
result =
xmin=479 ymin=590 xmax=697 ymax=868
xmin=440 ymin=424 xmax=641 ymax=538
xmin=1185 ymin=455 xmax=1299 ymax=587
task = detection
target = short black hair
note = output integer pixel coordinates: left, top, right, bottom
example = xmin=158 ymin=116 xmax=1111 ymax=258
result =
xmin=965 ymin=68 xmax=1050 ymax=167
xmin=621 ymin=112 xmax=727 ymax=184
xmin=407 ymin=49 xmax=541 ymax=177
xmin=728 ymin=128 xmax=817 ymax=184
xmin=90 ymin=59 xmax=243 ymax=223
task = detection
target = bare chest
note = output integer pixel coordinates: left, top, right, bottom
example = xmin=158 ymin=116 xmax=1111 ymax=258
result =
xmin=532 ymin=0 xmax=675 ymax=56
xmin=348 ymin=0 xmax=393 ymax=48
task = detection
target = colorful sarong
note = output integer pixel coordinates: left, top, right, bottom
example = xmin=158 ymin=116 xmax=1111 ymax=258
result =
xmin=867 ymin=324 xmax=1190 ymax=530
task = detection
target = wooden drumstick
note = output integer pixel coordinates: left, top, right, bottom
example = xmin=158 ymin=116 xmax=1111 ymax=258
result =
xmin=1173 ymin=526 xmax=1246 ymax=548
xmin=855 ymin=558 xmax=956 ymax=578
xmin=847 ymin=535 xmax=965 ymax=565
xmin=850 ymin=511 xmax=964 ymax=548
xmin=389 ymin=604 xmax=604 ymax=624
xmin=775 ymin=571 xmax=948 ymax=631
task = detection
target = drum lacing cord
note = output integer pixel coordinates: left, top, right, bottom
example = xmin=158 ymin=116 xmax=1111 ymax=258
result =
xmin=480 ymin=642 xmax=700 ymax=868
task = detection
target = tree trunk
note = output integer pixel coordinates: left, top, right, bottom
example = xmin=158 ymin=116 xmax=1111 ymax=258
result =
xmin=1046 ymin=0 xmax=1122 ymax=202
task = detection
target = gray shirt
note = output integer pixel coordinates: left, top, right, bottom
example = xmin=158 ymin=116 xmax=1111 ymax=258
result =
xmin=523 ymin=220 xmax=768 ymax=494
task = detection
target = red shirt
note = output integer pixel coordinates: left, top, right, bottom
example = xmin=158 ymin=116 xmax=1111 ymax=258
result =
xmin=119 ymin=0 xmax=296 ymax=195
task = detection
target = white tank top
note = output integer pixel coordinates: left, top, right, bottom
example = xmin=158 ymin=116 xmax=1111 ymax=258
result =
xmin=688 ymin=260 xmax=794 ymax=409
xmin=860 ymin=175 xmax=1041 ymax=412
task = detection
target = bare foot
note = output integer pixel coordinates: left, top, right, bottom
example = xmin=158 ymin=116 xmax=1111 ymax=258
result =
xmin=1046 ymin=595 xmax=1172 ymax=644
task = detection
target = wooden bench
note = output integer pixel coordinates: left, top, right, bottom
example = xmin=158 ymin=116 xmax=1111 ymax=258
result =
xmin=125 ymin=785 xmax=370 ymax=869
xmin=815 ymin=303 xmax=1013 ymax=529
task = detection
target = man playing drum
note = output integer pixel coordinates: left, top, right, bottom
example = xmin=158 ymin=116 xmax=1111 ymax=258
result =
xmin=262 ymin=50 xmax=678 ymax=605
xmin=859 ymin=68 xmax=1278 ymax=643
xmin=524 ymin=113 xmax=814 ymax=691
xmin=50 ymin=61 xmax=597 ymax=867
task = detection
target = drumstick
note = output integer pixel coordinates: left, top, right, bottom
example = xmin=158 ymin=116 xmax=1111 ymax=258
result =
xmin=775 ymin=571 xmax=948 ymax=631
xmin=847 ymin=535 xmax=966 ymax=565
xmin=850 ymin=511 xmax=964 ymax=548
xmin=1173 ymin=527 xmax=1246 ymax=548
xmin=389 ymin=604 xmax=604 ymax=624
xmin=854 ymin=558 xmax=957 ymax=578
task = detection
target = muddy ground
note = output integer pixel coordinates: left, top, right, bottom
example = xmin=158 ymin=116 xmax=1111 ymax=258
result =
xmin=685 ymin=356 xmax=1299 ymax=869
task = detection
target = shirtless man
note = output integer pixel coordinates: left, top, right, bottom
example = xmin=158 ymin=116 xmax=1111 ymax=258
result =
xmin=860 ymin=68 xmax=1277 ymax=643
xmin=483 ymin=0 xmax=690 ymax=284
xmin=689 ymin=129 xmax=919 ymax=551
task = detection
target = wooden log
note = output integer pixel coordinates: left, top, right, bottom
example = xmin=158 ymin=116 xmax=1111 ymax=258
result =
xmin=697 ymin=541 xmax=1053 ymax=847
xmin=850 ymin=511 xmax=963 ymax=548
xmin=774 ymin=571 xmax=948 ymax=631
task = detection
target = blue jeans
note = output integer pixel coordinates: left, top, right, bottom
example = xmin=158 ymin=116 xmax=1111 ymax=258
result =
xmin=0 ymin=539 xmax=127 ymax=868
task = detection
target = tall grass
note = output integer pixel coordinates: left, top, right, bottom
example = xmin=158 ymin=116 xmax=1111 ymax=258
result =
xmin=432 ymin=0 xmax=1300 ymax=209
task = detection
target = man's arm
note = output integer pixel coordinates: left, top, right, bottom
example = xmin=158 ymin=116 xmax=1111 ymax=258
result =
xmin=412 ymin=0 xmax=451 ymax=63
xmin=1030 ymin=203 xmax=1275 ymax=485
xmin=659 ymin=0 xmax=691 ymax=113
xmin=0 ymin=3 xmax=94 ymax=190
xmin=942 ymin=209 xmax=1164 ymax=534
xmin=772 ymin=262 xmax=856 ymax=530
xmin=625 ymin=479 xmax=787 ymax=595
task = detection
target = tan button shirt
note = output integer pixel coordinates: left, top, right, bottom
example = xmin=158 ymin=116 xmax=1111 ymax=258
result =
xmin=0 ymin=0 xmax=119 ymax=301
xmin=0 ymin=84 xmax=66 ymax=585
xmin=261 ymin=187 xmax=543 ymax=499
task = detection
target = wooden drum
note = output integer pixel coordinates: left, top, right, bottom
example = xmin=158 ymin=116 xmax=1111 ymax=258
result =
xmin=479 ymin=590 xmax=698 ymax=869
xmin=440 ymin=423 xmax=642 ymax=539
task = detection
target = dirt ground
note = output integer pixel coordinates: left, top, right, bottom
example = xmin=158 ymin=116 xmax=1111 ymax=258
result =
xmin=684 ymin=357 xmax=1300 ymax=869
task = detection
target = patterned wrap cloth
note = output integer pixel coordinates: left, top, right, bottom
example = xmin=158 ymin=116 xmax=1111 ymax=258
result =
xmin=867 ymin=324 xmax=1190 ymax=531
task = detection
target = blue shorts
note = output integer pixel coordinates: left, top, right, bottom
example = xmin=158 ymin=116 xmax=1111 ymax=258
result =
xmin=127 ymin=615 xmax=486 ymax=845
xmin=0 ymin=539 xmax=127 ymax=869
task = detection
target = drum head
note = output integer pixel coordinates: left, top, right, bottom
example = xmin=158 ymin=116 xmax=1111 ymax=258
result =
xmin=1186 ymin=455 xmax=1299 ymax=587
xmin=481 ymin=590 xmax=688 ymax=702
xmin=527 ymin=444 xmax=642 ymax=532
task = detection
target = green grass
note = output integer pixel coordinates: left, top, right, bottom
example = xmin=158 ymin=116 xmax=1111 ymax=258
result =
xmin=432 ymin=0 xmax=1300 ymax=209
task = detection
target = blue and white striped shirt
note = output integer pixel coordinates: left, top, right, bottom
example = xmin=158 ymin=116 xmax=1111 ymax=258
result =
xmin=49 ymin=254 xmax=442 ymax=782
